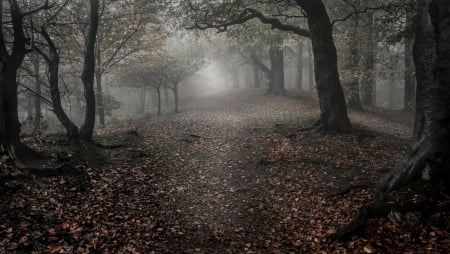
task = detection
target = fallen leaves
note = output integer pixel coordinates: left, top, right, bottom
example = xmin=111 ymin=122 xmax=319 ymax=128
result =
xmin=1 ymin=89 xmax=449 ymax=253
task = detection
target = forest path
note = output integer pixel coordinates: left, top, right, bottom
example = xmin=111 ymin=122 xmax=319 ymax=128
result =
xmin=126 ymin=88 xmax=412 ymax=252
xmin=6 ymin=88 xmax=447 ymax=254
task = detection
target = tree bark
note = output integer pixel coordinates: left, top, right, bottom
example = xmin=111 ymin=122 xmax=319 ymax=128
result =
xmin=332 ymin=1 xmax=450 ymax=240
xmin=307 ymin=40 xmax=314 ymax=92
xmin=174 ymin=83 xmax=179 ymax=113
xmin=33 ymin=54 xmax=41 ymax=132
xmin=296 ymin=41 xmax=303 ymax=90
xmin=37 ymin=28 xmax=80 ymax=141
xmin=156 ymin=87 xmax=161 ymax=116
xmin=267 ymin=37 xmax=286 ymax=96
xmin=377 ymin=0 xmax=450 ymax=196
xmin=360 ymin=10 xmax=376 ymax=106
xmin=345 ymin=15 xmax=363 ymax=111
xmin=0 ymin=1 xmax=43 ymax=166
xmin=404 ymin=36 xmax=416 ymax=111
xmin=95 ymin=44 xmax=105 ymax=127
xmin=298 ymin=0 xmax=352 ymax=132
xmin=80 ymin=0 xmax=100 ymax=141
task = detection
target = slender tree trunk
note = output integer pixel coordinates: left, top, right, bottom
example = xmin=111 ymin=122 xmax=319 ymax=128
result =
xmin=33 ymin=55 xmax=41 ymax=132
xmin=80 ymin=0 xmax=100 ymax=141
xmin=296 ymin=42 xmax=303 ymax=90
xmin=140 ymin=86 xmax=146 ymax=114
xmin=300 ymin=0 xmax=352 ymax=132
xmin=37 ymin=29 xmax=80 ymax=140
xmin=345 ymin=16 xmax=364 ymax=111
xmin=361 ymin=10 xmax=376 ymax=106
xmin=308 ymin=40 xmax=314 ymax=92
xmin=389 ymin=69 xmax=396 ymax=109
xmin=95 ymin=63 xmax=105 ymax=127
xmin=268 ymin=37 xmax=286 ymax=96
xmin=156 ymin=87 xmax=161 ymax=116
xmin=404 ymin=36 xmax=416 ymax=111
xmin=173 ymin=83 xmax=179 ymax=113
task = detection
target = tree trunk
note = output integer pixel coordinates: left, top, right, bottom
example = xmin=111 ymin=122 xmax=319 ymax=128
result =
xmin=252 ymin=61 xmax=261 ymax=88
xmin=345 ymin=15 xmax=363 ymax=111
xmin=361 ymin=10 xmax=376 ymax=106
xmin=296 ymin=42 xmax=303 ymax=90
xmin=174 ymin=83 xmax=179 ymax=113
xmin=377 ymin=0 xmax=450 ymax=196
xmin=95 ymin=61 xmax=105 ymax=127
xmin=37 ymin=28 xmax=80 ymax=141
xmin=404 ymin=36 xmax=416 ymax=111
xmin=307 ymin=39 xmax=314 ymax=92
xmin=156 ymin=87 xmax=161 ymax=116
xmin=388 ymin=68 xmax=396 ymax=109
xmin=299 ymin=0 xmax=352 ymax=132
xmin=80 ymin=0 xmax=100 ymax=141
xmin=268 ymin=37 xmax=286 ymax=96
xmin=0 ymin=1 xmax=42 ymax=166
xmin=33 ymin=54 xmax=41 ymax=132
xmin=140 ymin=86 xmax=146 ymax=114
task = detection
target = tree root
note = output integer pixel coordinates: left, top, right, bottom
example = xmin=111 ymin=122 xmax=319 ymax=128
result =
xmin=329 ymin=200 xmax=435 ymax=241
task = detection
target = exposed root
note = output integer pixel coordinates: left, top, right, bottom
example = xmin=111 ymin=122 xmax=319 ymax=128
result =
xmin=330 ymin=200 xmax=435 ymax=241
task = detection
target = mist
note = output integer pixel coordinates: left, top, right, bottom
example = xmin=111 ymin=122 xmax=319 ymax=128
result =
xmin=2 ymin=0 xmax=450 ymax=253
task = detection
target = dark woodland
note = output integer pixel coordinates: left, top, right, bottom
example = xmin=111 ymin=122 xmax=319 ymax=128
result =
xmin=1 ymin=0 xmax=449 ymax=253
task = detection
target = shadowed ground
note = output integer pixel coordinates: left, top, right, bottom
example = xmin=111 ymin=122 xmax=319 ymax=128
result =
xmin=2 ymin=89 xmax=448 ymax=253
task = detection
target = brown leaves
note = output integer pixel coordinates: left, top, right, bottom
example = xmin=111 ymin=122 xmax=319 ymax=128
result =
xmin=1 ymin=90 xmax=449 ymax=253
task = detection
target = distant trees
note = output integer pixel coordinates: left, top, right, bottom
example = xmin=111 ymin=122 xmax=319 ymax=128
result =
xmin=175 ymin=0 xmax=352 ymax=132
xmin=122 ymin=35 xmax=206 ymax=115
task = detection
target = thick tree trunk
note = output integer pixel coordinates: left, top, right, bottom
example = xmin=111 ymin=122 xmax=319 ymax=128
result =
xmin=0 ymin=63 xmax=4 ymax=149
xmin=299 ymin=0 xmax=352 ymax=132
xmin=0 ymin=2 xmax=43 ymax=166
xmin=404 ymin=36 xmax=416 ymax=111
xmin=361 ymin=10 xmax=376 ymax=106
xmin=80 ymin=0 xmax=100 ymax=141
xmin=33 ymin=55 xmax=41 ymax=132
xmin=268 ymin=37 xmax=286 ymax=96
xmin=296 ymin=42 xmax=303 ymax=90
xmin=377 ymin=0 xmax=450 ymax=196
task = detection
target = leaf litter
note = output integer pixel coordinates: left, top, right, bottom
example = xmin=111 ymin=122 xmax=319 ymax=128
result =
xmin=1 ymin=89 xmax=449 ymax=253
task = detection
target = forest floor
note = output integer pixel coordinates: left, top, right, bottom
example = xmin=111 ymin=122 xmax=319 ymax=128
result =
xmin=1 ymin=88 xmax=449 ymax=253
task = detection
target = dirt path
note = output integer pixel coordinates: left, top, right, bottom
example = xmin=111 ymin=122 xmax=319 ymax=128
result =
xmin=2 ymin=89 xmax=448 ymax=253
